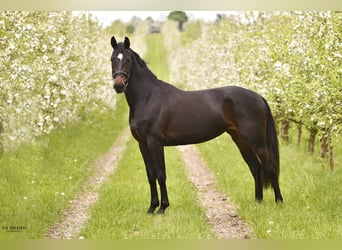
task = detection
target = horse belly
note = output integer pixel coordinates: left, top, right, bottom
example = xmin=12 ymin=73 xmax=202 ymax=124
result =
xmin=162 ymin=90 xmax=229 ymax=146
xmin=164 ymin=116 xmax=225 ymax=146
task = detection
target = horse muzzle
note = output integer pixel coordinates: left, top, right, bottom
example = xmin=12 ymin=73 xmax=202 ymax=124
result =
xmin=113 ymin=81 xmax=127 ymax=93
xmin=113 ymin=74 xmax=128 ymax=93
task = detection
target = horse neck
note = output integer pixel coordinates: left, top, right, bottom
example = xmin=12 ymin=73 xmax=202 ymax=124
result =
xmin=124 ymin=57 xmax=159 ymax=109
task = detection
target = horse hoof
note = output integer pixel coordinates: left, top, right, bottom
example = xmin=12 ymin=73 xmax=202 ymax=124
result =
xmin=147 ymin=205 xmax=158 ymax=214
xmin=156 ymin=203 xmax=169 ymax=214
xmin=276 ymin=197 xmax=283 ymax=203
xmin=157 ymin=208 xmax=165 ymax=214
xmin=147 ymin=209 xmax=154 ymax=214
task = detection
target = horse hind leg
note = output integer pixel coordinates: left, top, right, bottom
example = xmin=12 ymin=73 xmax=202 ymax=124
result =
xmin=241 ymin=147 xmax=264 ymax=202
xmin=272 ymin=179 xmax=283 ymax=203
xmin=255 ymin=147 xmax=283 ymax=203
xmin=230 ymin=134 xmax=264 ymax=202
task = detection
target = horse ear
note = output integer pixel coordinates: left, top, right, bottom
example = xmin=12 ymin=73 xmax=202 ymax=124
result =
xmin=124 ymin=37 xmax=130 ymax=49
xmin=111 ymin=36 xmax=117 ymax=49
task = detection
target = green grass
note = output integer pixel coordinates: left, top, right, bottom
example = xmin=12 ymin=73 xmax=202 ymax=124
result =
xmin=0 ymin=98 xmax=128 ymax=239
xmin=197 ymin=134 xmax=342 ymax=239
xmin=145 ymin=33 xmax=170 ymax=81
xmin=79 ymin=138 xmax=215 ymax=239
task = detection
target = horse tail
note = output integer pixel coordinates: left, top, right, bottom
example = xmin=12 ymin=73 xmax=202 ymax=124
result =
xmin=261 ymin=97 xmax=280 ymax=189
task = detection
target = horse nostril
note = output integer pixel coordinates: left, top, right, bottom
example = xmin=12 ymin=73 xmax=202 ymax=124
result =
xmin=114 ymin=75 xmax=125 ymax=84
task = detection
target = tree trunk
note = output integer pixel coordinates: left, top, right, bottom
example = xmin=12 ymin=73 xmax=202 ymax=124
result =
xmin=178 ymin=21 xmax=184 ymax=31
xmin=320 ymin=135 xmax=328 ymax=159
xmin=328 ymin=135 xmax=334 ymax=171
xmin=280 ymin=119 xmax=290 ymax=143
xmin=0 ymin=119 xmax=3 ymax=157
xmin=297 ymin=123 xmax=302 ymax=145
xmin=319 ymin=131 xmax=334 ymax=171
xmin=308 ymin=128 xmax=317 ymax=154
xmin=274 ymin=117 xmax=279 ymax=135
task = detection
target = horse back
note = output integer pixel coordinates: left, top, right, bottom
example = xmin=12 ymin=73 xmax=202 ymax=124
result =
xmin=161 ymin=85 xmax=266 ymax=146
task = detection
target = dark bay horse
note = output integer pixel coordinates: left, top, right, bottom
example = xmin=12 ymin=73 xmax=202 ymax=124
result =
xmin=111 ymin=36 xmax=283 ymax=214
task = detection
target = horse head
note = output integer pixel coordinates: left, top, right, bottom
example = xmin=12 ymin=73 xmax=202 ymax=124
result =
xmin=111 ymin=36 xmax=132 ymax=93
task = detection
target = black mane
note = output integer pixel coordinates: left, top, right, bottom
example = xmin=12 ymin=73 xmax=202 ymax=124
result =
xmin=130 ymin=49 xmax=158 ymax=80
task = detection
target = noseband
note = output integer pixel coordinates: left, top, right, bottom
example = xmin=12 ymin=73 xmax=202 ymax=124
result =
xmin=113 ymin=71 xmax=129 ymax=88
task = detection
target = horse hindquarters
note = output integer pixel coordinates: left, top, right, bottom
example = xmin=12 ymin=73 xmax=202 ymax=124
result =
xmin=225 ymin=89 xmax=283 ymax=203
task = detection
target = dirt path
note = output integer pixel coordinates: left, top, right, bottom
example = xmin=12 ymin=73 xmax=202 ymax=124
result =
xmin=177 ymin=145 xmax=254 ymax=239
xmin=46 ymin=128 xmax=130 ymax=239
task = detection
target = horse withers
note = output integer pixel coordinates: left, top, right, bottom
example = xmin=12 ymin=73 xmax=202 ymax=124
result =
xmin=111 ymin=36 xmax=283 ymax=214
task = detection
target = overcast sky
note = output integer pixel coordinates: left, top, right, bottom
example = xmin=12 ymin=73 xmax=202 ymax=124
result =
xmin=81 ymin=11 xmax=237 ymax=27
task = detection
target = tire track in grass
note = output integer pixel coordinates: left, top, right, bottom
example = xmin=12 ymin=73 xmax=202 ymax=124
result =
xmin=177 ymin=145 xmax=254 ymax=239
xmin=46 ymin=128 xmax=130 ymax=239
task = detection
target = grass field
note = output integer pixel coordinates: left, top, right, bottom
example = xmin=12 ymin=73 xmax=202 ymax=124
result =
xmin=0 ymin=99 xmax=128 ymax=239
xmin=145 ymin=34 xmax=170 ymax=81
xmin=197 ymin=133 xmax=342 ymax=239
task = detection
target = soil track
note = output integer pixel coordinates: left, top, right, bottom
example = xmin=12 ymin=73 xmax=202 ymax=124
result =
xmin=177 ymin=145 xmax=254 ymax=239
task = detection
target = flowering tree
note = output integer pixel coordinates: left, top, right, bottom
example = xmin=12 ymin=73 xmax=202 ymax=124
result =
xmin=0 ymin=12 xmax=114 ymax=151
xmin=0 ymin=11 xmax=149 ymax=153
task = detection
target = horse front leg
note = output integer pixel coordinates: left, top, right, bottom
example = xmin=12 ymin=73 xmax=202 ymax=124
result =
xmin=157 ymin=172 xmax=169 ymax=214
xmin=139 ymin=143 xmax=159 ymax=214
xmin=147 ymin=138 xmax=169 ymax=214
